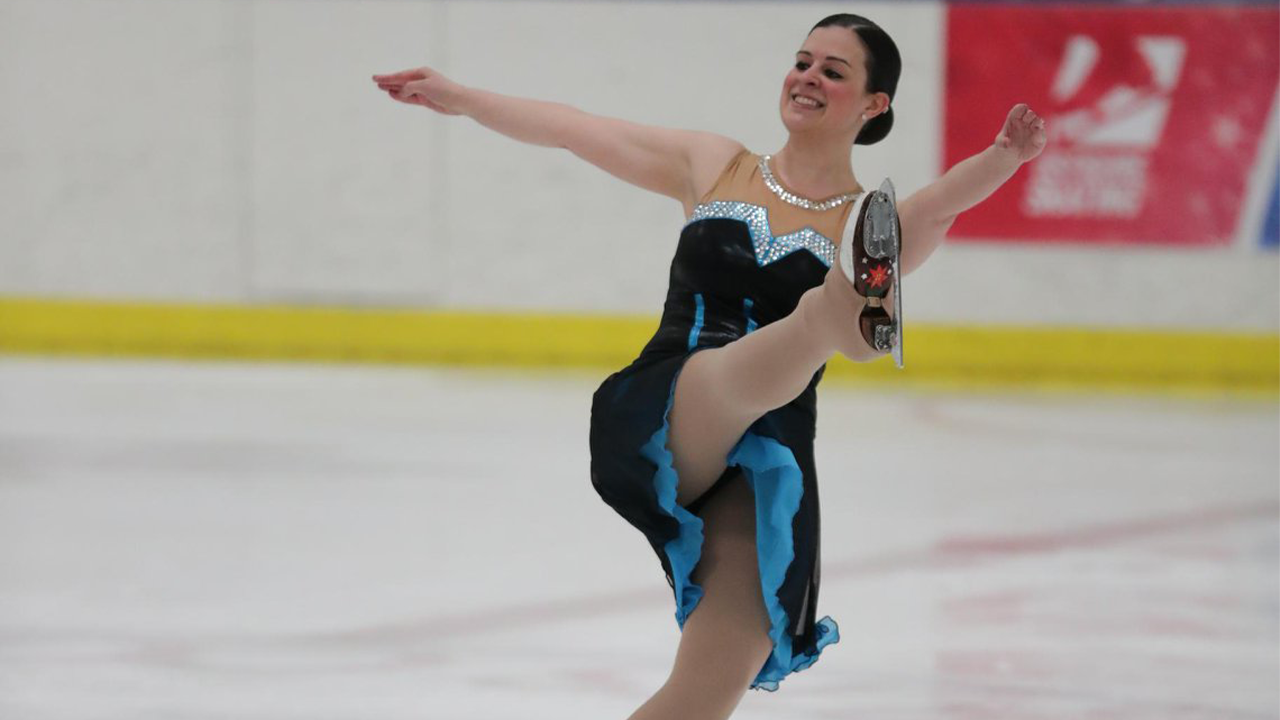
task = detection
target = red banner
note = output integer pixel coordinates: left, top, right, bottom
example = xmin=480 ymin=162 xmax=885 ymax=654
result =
xmin=945 ymin=5 xmax=1279 ymax=246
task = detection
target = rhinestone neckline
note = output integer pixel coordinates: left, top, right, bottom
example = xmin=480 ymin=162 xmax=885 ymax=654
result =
xmin=758 ymin=155 xmax=861 ymax=211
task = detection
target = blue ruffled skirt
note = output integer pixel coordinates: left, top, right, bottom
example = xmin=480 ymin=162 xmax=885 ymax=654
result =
xmin=589 ymin=349 xmax=839 ymax=691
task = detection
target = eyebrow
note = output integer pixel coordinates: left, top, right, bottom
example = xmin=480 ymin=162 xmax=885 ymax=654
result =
xmin=797 ymin=50 xmax=851 ymax=67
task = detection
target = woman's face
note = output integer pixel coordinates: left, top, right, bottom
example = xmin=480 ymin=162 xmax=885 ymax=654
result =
xmin=779 ymin=26 xmax=882 ymax=138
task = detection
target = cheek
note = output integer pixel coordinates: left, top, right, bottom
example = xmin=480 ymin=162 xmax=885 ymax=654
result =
xmin=780 ymin=74 xmax=801 ymax=102
xmin=826 ymin=84 xmax=860 ymax=112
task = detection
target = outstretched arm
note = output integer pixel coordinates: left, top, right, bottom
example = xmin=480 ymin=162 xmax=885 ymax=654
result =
xmin=897 ymin=104 xmax=1048 ymax=275
xmin=372 ymin=67 xmax=742 ymax=210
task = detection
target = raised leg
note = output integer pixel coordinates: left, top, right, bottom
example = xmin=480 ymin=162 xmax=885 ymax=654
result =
xmin=668 ymin=260 xmax=879 ymax=507
xmin=626 ymin=473 xmax=773 ymax=720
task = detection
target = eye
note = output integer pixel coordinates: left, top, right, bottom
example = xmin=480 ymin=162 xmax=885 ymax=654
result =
xmin=824 ymin=69 xmax=843 ymax=80
xmin=795 ymin=61 xmax=811 ymax=71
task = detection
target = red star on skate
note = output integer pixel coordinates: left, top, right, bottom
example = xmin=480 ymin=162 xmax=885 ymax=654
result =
xmin=867 ymin=264 xmax=890 ymax=288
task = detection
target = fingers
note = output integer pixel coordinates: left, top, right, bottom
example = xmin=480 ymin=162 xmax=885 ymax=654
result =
xmin=381 ymin=86 xmax=448 ymax=113
xmin=1012 ymin=103 xmax=1047 ymax=131
xmin=374 ymin=75 xmax=412 ymax=89
xmin=383 ymin=86 xmax=418 ymax=105
xmin=398 ymin=79 xmax=428 ymax=100
xmin=372 ymin=69 xmax=427 ymax=95
xmin=373 ymin=74 xmax=433 ymax=103
xmin=378 ymin=77 xmax=418 ymax=98
xmin=371 ymin=68 xmax=427 ymax=83
xmin=1010 ymin=103 xmax=1039 ymax=123
xmin=1025 ymin=109 xmax=1046 ymax=131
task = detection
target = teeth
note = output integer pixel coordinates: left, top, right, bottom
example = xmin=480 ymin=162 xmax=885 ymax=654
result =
xmin=793 ymin=95 xmax=822 ymax=108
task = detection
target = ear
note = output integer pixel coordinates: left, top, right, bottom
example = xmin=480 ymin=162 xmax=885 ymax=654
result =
xmin=866 ymin=92 xmax=891 ymax=119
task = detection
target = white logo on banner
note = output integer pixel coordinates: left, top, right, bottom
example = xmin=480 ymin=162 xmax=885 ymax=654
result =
xmin=1023 ymin=35 xmax=1186 ymax=219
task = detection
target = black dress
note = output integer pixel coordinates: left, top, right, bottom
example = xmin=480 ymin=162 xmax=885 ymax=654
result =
xmin=588 ymin=149 xmax=853 ymax=691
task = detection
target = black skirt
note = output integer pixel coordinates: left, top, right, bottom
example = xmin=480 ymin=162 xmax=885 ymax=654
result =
xmin=588 ymin=346 xmax=839 ymax=692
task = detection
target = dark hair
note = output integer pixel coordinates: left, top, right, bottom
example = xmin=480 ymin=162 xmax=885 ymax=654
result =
xmin=810 ymin=14 xmax=901 ymax=145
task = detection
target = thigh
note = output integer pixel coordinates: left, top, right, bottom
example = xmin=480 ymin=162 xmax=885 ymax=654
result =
xmin=668 ymin=348 xmax=759 ymax=507
xmin=668 ymin=472 xmax=773 ymax=693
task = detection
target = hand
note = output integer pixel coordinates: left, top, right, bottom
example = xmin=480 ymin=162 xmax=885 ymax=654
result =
xmin=372 ymin=67 xmax=465 ymax=115
xmin=993 ymin=103 xmax=1047 ymax=163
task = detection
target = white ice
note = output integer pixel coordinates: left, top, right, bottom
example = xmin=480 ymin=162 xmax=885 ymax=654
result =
xmin=0 ymin=357 xmax=1276 ymax=719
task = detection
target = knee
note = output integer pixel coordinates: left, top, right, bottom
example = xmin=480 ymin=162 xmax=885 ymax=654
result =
xmin=631 ymin=662 xmax=759 ymax=720
xmin=669 ymin=625 xmax=773 ymax=700
xmin=663 ymin=663 xmax=760 ymax=714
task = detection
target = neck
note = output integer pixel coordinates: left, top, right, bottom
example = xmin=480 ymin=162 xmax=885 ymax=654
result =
xmin=772 ymin=134 xmax=862 ymax=198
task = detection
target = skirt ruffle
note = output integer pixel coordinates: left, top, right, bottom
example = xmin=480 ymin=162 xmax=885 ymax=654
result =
xmin=590 ymin=351 xmax=838 ymax=691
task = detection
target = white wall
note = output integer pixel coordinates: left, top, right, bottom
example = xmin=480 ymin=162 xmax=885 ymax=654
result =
xmin=2 ymin=0 xmax=1276 ymax=330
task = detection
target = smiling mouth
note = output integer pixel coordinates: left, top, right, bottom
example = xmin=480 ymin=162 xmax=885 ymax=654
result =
xmin=791 ymin=94 xmax=825 ymax=109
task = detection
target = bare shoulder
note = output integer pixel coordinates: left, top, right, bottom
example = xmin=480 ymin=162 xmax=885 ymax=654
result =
xmin=683 ymin=133 xmax=747 ymax=216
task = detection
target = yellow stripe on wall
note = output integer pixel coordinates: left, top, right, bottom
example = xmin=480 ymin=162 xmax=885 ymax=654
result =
xmin=1 ymin=295 xmax=1276 ymax=397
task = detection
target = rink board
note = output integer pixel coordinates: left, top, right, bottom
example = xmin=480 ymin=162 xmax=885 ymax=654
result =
xmin=1 ymin=296 xmax=1275 ymax=397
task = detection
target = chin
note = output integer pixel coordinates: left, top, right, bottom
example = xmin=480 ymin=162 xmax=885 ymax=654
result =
xmin=779 ymin=109 xmax=816 ymax=134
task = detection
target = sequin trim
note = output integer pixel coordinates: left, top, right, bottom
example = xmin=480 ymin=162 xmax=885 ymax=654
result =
xmin=758 ymin=155 xmax=859 ymax=211
xmin=686 ymin=201 xmax=836 ymax=268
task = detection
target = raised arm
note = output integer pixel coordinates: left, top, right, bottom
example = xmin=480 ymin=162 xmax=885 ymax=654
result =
xmin=373 ymin=67 xmax=743 ymax=214
xmin=896 ymin=103 xmax=1048 ymax=275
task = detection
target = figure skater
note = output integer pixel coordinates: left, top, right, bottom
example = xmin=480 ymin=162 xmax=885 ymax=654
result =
xmin=374 ymin=12 xmax=1046 ymax=720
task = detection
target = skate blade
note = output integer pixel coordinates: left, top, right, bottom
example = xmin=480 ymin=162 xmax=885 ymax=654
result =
xmin=891 ymin=259 xmax=903 ymax=369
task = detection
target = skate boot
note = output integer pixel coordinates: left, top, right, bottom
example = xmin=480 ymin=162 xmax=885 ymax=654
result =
xmin=838 ymin=177 xmax=904 ymax=368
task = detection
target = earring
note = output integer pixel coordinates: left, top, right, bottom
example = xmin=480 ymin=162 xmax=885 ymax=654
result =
xmin=861 ymin=114 xmax=868 ymax=121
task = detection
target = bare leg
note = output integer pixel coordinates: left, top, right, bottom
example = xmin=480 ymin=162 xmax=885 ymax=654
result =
xmin=628 ymin=262 xmax=882 ymax=717
xmin=626 ymin=474 xmax=774 ymax=720
xmin=669 ymin=261 xmax=877 ymax=506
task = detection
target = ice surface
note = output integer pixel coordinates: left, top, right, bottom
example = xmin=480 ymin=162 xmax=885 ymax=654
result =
xmin=0 ymin=358 xmax=1275 ymax=719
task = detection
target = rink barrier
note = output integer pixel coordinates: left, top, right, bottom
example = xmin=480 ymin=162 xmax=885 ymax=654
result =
xmin=0 ymin=295 xmax=1276 ymax=397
